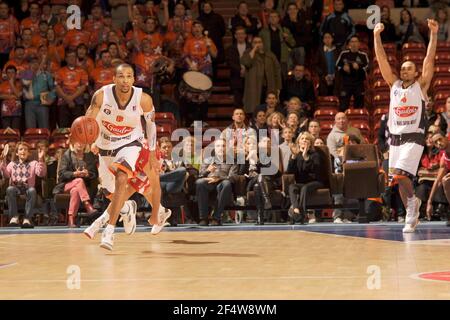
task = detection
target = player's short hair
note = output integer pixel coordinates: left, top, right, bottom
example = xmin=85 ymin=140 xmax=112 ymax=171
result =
xmin=115 ymin=63 xmax=135 ymax=76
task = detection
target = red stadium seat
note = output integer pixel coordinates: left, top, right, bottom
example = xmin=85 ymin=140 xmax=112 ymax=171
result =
xmin=383 ymin=42 xmax=397 ymax=57
xmin=433 ymin=79 xmax=450 ymax=93
xmin=24 ymin=128 xmax=50 ymax=142
xmin=373 ymin=80 xmax=390 ymax=95
xmin=350 ymin=121 xmax=370 ymax=137
xmin=156 ymin=123 xmax=173 ymax=138
xmin=345 ymin=108 xmax=370 ymax=121
xmin=435 ymin=92 xmax=450 ymax=110
xmin=51 ymin=128 xmax=70 ymax=143
xmin=319 ymin=121 xmax=334 ymax=136
xmin=402 ymin=54 xmax=425 ymax=64
xmin=373 ymin=93 xmax=390 ymax=108
xmin=435 ymin=53 xmax=450 ymax=66
xmin=437 ymin=41 xmax=450 ymax=52
xmin=317 ymin=96 xmax=339 ymax=109
xmin=402 ymin=42 xmax=426 ymax=56
xmin=314 ymin=108 xmax=338 ymax=121
xmin=155 ymin=112 xmax=177 ymax=131
xmin=0 ymin=128 xmax=20 ymax=145
xmin=373 ymin=107 xmax=389 ymax=124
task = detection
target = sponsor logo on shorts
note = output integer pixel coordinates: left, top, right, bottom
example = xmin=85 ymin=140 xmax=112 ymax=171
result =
xmin=102 ymin=120 xmax=133 ymax=136
xmin=394 ymin=106 xmax=418 ymax=118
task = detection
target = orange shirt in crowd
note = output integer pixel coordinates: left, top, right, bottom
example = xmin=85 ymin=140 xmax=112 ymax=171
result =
xmin=48 ymin=44 xmax=65 ymax=63
xmin=167 ymin=18 xmax=192 ymax=35
xmin=89 ymin=66 xmax=114 ymax=90
xmin=126 ymin=29 xmax=163 ymax=50
xmin=63 ymin=29 xmax=91 ymax=49
xmin=20 ymin=17 xmax=40 ymax=34
xmin=183 ymin=36 xmax=216 ymax=60
xmin=83 ymin=18 xmax=104 ymax=35
xmin=55 ymin=66 xmax=89 ymax=95
xmin=77 ymin=57 xmax=95 ymax=74
xmin=8 ymin=46 xmax=38 ymax=60
xmin=0 ymin=78 xmax=22 ymax=117
xmin=3 ymin=59 xmax=29 ymax=78
xmin=53 ymin=22 xmax=67 ymax=39
xmin=0 ymin=16 xmax=19 ymax=53
xmin=133 ymin=52 xmax=160 ymax=87
xmin=31 ymin=34 xmax=47 ymax=48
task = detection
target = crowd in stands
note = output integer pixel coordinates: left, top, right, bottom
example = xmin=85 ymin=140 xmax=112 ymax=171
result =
xmin=0 ymin=0 xmax=450 ymax=228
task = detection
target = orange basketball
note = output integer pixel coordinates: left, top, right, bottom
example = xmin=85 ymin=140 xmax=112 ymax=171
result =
xmin=70 ymin=116 xmax=100 ymax=145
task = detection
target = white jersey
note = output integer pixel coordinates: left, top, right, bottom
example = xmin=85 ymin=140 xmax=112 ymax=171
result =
xmin=95 ymin=84 xmax=144 ymax=150
xmin=387 ymin=80 xmax=426 ymax=135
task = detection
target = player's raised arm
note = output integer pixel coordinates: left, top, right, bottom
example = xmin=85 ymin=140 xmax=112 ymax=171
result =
xmin=141 ymin=92 xmax=157 ymax=151
xmin=373 ymin=23 xmax=397 ymax=87
xmin=419 ymin=19 xmax=439 ymax=93
xmin=85 ymin=89 xmax=104 ymax=119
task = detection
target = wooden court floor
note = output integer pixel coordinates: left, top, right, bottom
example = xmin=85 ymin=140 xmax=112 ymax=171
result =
xmin=1 ymin=226 xmax=450 ymax=300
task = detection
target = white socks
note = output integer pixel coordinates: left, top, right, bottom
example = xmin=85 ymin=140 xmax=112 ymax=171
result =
xmin=105 ymin=224 xmax=115 ymax=233
xmin=97 ymin=210 xmax=110 ymax=226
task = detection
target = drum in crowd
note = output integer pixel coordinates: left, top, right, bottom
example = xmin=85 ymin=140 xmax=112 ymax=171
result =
xmin=178 ymin=71 xmax=213 ymax=104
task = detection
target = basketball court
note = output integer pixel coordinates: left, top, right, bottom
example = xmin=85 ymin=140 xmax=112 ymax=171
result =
xmin=1 ymin=223 xmax=450 ymax=300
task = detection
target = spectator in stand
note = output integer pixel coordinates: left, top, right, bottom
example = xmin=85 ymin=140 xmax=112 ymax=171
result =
xmin=279 ymin=126 xmax=294 ymax=171
xmin=335 ymin=36 xmax=369 ymax=111
xmin=258 ymin=0 xmax=275 ymax=29
xmin=316 ymin=32 xmax=338 ymax=96
xmin=41 ymin=3 xmax=57 ymax=27
xmin=435 ymin=7 xmax=450 ymax=41
xmin=426 ymin=132 xmax=450 ymax=225
xmin=76 ymin=44 xmax=95 ymax=75
xmin=247 ymin=136 xmax=282 ymax=224
xmin=20 ymin=2 xmax=40 ymax=35
xmin=1 ymin=142 xmax=46 ymax=228
xmin=63 ymin=21 xmax=92 ymax=51
xmin=415 ymin=132 xmax=444 ymax=219
xmin=282 ymin=2 xmax=311 ymax=67
xmin=326 ymin=112 xmax=364 ymax=159
xmin=230 ymin=1 xmax=259 ymax=40
xmin=183 ymin=20 xmax=217 ymax=76
xmin=163 ymin=1 xmax=193 ymax=36
xmin=320 ymin=0 xmax=355 ymax=50
xmin=163 ymin=14 xmax=188 ymax=71
xmin=380 ymin=6 xmax=398 ymax=43
xmin=220 ymin=108 xmax=257 ymax=159
xmin=22 ymin=56 xmax=55 ymax=129
xmin=53 ymin=7 xmax=68 ymax=43
xmin=287 ymin=132 xmax=324 ymax=224
xmin=284 ymin=96 xmax=310 ymax=123
xmin=196 ymin=138 xmax=235 ymax=226
xmin=241 ymin=36 xmax=281 ymax=115
xmin=0 ymin=2 xmax=19 ymax=69
xmin=285 ymin=111 xmax=302 ymax=140
xmin=83 ymin=5 xmax=105 ymax=47
xmin=259 ymin=10 xmax=295 ymax=77
xmin=397 ymin=8 xmax=425 ymax=45
xmin=3 ymin=46 xmax=28 ymax=79
xmin=53 ymin=141 xmax=98 ymax=228
xmin=197 ymin=1 xmax=226 ymax=65
xmin=31 ymin=20 xmax=49 ymax=48
xmin=90 ymin=50 xmax=115 ymax=91
xmin=266 ymin=110 xmax=284 ymax=143
xmin=18 ymin=28 xmax=38 ymax=60
xmin=282 ymin=64 xmax=315 ymax=110
xmin=424 ymin=98 xmax=447 ymax=133
xmin=225 ymin=26 xmax=251 ymax=107
xmin=127 ymin=16 xmax=164 ymax=52
xmin=159 ymin=137 xmax=188 ymax=194
xmin=254 ymin=91 xmax=283 ymax=117
xmin=314 ymin=137 xmax=325 ymax=146
xmin=308 ymin=119 xmax=321 ymax=139
xmin=0 ymin=65 xmax=22 ymax=130
xmin=55 ymin=50 xmax=88 ymax=128
xmin=250 ymin=110 xmax=268 ymax=142
xmin=46 ymin=28 xmax=65 ymax=68
xmin=440 ymin=96 xmax=450 ymax=135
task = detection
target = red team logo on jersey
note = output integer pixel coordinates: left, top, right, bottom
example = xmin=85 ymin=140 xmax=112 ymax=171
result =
xmin=394 ymin=106 xmax=418 ymax=118
xmin=116 ymin=115 xmax=124 ymax=122
xmin=101 ymin=120 xmax=133 ymax=136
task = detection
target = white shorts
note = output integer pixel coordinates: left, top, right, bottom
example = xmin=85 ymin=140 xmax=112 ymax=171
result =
xmin=98 ymin=145 xmax=142 ymax=194
xmin=388 ymin=142 xmax=424 ymax=178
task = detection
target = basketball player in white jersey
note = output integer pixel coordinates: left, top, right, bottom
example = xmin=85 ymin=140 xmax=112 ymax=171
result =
xmin=82 ymin=64 xmax=171 ymax=250
xmin=374 ymin=19 xmax=438 ymax=233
